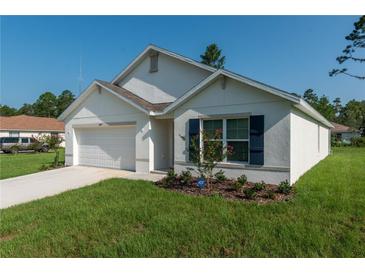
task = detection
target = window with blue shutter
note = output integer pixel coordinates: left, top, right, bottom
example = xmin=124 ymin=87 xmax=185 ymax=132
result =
xmin=249 ymin=115 xmax=264 ymax=165
xmin=188 ymin=119 xmax=200 ymax=161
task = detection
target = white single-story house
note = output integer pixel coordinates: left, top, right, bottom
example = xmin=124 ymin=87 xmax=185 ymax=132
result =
xmin=0 ymin=115 xmax=65 ymax=146
xmin=331 ymin=122 xmax=361 ymax=144
xmin=59 ymin=45 xmax=333 ymax=184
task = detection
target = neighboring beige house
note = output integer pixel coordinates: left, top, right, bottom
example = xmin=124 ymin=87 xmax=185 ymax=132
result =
xmin=331 ymin=122 xmax=361 ymax=144
xmin=59 ymin=44 xmax=333 ymax=185
xmin=0 ymin=115 xmax=65 ymax=146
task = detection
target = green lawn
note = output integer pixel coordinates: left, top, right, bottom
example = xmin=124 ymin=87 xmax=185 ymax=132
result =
xmin=0 ymin=147 xmax=364 ymax=257
xmin=0 ymin=149 xmax=65 ymax=180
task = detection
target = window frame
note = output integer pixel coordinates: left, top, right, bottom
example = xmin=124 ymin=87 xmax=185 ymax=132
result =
xmin=200 ymin=117 xmax=250 ymax=164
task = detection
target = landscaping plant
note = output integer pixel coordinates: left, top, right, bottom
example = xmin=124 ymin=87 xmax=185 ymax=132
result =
xmin=243 ymin=188 xmax=257 ymax=200
xmin=237 ymin=174 xmax=247 ymax=185
xmin=214 ymin=170 xmax=227 ymax=183
xmin=254 ymin=181 xmax=266 ymax=191
xmin=232 ymin=174 xmax=247 ymax=191
xmin=184 ymin=129 xmax=233 ymax=189
xmin=278 ymin=180 xmax=292 ymax=194
xmin=165 ymin=169 xmax=177 ymax=186
xmin=179 ymin=170 xmax=193 ymax=185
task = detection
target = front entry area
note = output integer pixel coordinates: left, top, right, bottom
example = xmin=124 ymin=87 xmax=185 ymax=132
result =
xmin=75 ymin=126 xmax=136 ymax=171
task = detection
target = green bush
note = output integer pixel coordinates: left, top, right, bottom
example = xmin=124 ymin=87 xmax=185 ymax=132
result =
xmin=278 ymin=180 xmax=291 ymax=194
xmin=232 ymin=181 xmax=243 ymax=191
xmin=232 ymin=174 xmax=247 ymax=191
xmin=164 ymin=169 xmax=177 ymax=186
xmin=351 ymin=136 xmax=365 ymax=147
xmin=214 ymin=170 xmax=227 ymax=182
xmin=243 ymin=188 xmax=257 ymax=200
xmin=237 ymin=174 xmax=247 ymax=185
xmin=254 ymin=181 xmax=266 ymax=191
xmin=180 ymin=170 xmax=193 ymax=185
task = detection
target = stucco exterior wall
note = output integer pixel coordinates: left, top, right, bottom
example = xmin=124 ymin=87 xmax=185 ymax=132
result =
xmin=173 ymin=77 xmax=291 ymax=184
xmin=117 ymin=53 xmax=212 ymax=102
xmin=290 ymin=109 xmax=330 ymax=183
xmin=150 ymin=118 xmax=173 ymax=170
xmin=64 ymin=86 xmax=151 ymax=172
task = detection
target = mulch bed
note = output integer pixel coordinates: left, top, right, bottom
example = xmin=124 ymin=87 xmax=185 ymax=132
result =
xmin=155 ymin=178 xmax=294 ymax=204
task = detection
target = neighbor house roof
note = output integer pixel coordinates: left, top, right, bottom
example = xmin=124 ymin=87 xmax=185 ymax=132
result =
xmin=331 ymin=122 xmax=360 ymax=133
xmin=0 ymin=115 xmax=64 ymax=132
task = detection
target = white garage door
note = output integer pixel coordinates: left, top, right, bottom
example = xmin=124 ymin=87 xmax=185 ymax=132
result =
xmin=76 ymin=126 xmax=136 ymax=170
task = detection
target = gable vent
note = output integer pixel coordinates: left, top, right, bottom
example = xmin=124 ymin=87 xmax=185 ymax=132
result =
xmin=149 ymin=51 xmax=159 ymax=73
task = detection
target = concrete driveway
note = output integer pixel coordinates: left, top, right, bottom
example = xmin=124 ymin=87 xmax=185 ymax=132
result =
xmin=0 ymin=166 xmax=164 ymax=209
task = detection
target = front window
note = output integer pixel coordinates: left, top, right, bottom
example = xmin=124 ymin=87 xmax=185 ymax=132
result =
xmin=203 ymin=120 xmax=223 ymax=160
xmin=227 ymin=119 xmax=249 ymax=162
xmin=202 ymin=118 xmax=249 ymax=163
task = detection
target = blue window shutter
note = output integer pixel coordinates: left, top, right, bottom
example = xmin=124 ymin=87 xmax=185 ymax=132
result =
xmin=188 ymin=119 xmax=200 ymax=161
xmin=249 ymin=115 xmax=264 ymax=165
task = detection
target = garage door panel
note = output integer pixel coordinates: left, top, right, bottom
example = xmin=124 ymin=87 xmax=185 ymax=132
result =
xmin=76 ymin=126 xmax=136 ymax=170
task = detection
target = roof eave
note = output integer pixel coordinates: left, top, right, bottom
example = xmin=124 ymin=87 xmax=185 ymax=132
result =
xmin=295 ymin=99 xmax=334 ymax=128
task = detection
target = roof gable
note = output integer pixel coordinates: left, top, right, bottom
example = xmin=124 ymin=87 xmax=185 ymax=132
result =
xmin=111 ymin=44 xmax=216 ymax=85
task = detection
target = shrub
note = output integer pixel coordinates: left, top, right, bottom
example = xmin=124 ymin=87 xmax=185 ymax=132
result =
xmin=180 ymin=170 xmax=193 ymax=185
xmin=232 ymin=174 xmax=247 ymax=191
xmin=164 ymin=169 xmax=177 ymax=186
xmin=351 ymin=136 xmax=365 ymax=147
xmin=254 ymin=181 xmax=266 ymax=191
xmin=278 ymin=180 xmax=291 ymax=194
xmin=214 ymin=170 xmax=227 ymax=182
xmin=232 ymin=181 xmax=243 ymax=191
xmin=243 ymin=188 xmax=257 ymax=200
xmin=237 ymin=174 xmax=247 ymax=185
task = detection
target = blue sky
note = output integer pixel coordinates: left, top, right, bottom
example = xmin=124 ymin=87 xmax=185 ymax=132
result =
xmin=1 ymin=16 xmax=364 ymax=108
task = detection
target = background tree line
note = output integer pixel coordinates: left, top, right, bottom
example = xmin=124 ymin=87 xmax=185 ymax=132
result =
xmin=0 ymin=90 xmax=75 ymax=118
xmin=303 ymin=89 xmax=365 ymax=133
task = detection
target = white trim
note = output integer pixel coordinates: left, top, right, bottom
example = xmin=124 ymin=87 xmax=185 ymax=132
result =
xmin=111 ymin=44 xmax=216 ymax=84
xmin=295 ymin=99 xmax=334 ymax=128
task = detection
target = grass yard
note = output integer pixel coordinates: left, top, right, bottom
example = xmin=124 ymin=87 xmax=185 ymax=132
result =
xmin=0 ymin=147 xmax=364 ymax=257
xmin=0 ymin=149 xmax=65 ymax=179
